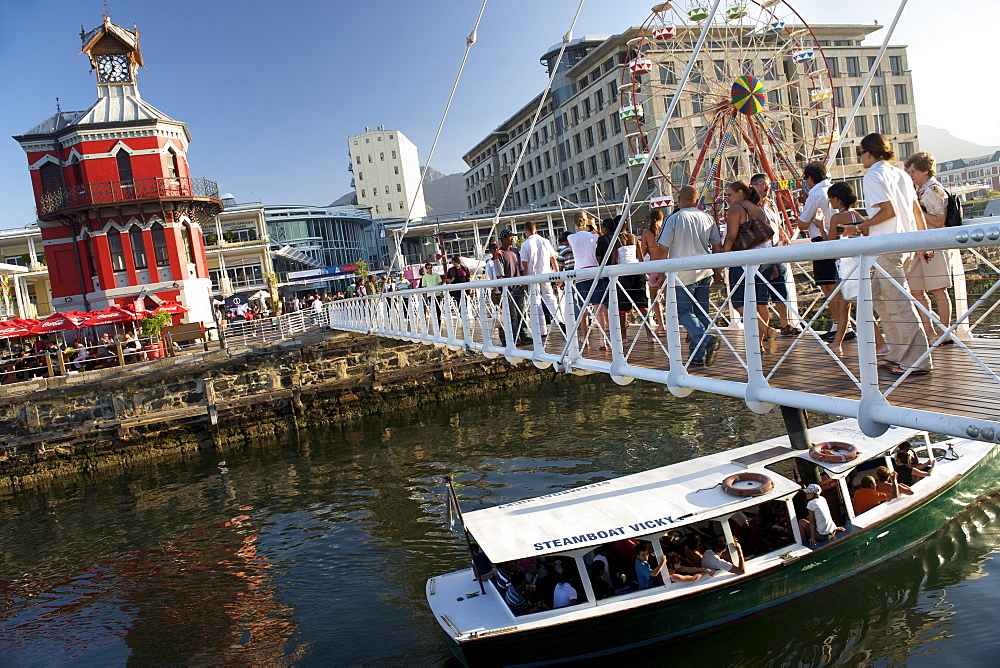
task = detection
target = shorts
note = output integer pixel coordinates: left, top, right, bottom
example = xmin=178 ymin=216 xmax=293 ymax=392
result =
xmin=907 ymin=248 xmax=953 ymax=292
xmin=813 ymin=258 xmax=839 ymax=286
xmin=728 ymin=264 xmax=787 ymax=308
xmin=575 ymin=277 xmax=608 ymax=308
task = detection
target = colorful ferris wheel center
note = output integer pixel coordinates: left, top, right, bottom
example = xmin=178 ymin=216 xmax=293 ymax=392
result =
xmin=731 ymin=74 xmax=766 ymax=116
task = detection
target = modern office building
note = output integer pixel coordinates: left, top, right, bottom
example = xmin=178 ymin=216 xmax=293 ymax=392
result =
xmin=463 ymin=23 xmax=919 ymax=214
xmin=348 ymin=128 xmax=427 ymax=221
xmin=263 ymin=204 xmax=387 ymax=294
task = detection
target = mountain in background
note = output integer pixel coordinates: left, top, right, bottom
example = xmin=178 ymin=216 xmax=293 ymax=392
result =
xmin=918 ymin=125 xmax=1000 ymax=162
xmin=329 ymin=166 xmax=467 ymax=216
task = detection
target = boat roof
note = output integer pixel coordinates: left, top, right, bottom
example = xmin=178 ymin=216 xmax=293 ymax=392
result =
xmin=466 ymin=420 xmax=920 ymax=563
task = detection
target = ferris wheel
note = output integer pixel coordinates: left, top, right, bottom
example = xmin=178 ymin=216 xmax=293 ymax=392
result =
xmin=620 ymin=0 xmax=838 ymax=233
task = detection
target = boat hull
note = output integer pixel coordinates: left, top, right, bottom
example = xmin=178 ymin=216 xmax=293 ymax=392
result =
xmin=450 ymin=444 xmax=1000 ymax=667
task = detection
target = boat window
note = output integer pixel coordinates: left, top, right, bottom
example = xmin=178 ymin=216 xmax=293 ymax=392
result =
xmin=497 ymin=554 xmax=588 ymax=615
xmin=730 ymin=500 xmax=796 ymax=557
xmin=583 ymin=541 xmax=641 ymax=600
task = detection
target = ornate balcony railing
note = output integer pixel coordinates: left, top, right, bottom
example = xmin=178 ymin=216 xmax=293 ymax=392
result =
xmin=36 ymin=176 xmax=221 ymax=217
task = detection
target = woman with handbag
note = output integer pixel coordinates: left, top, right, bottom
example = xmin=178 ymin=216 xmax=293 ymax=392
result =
xmin=723 ymin=181 xmax=779 ymax=354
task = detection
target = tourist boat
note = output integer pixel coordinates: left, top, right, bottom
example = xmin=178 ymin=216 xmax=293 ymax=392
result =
xmin=426 ymin=419 xmax=998 ymax=666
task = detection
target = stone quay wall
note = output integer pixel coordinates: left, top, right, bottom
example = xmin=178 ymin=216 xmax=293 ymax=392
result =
xmin=0 ymin=331 xmax=555 ymax=491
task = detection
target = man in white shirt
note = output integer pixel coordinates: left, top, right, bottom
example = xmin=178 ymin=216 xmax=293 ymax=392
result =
xmin=700 ymin=535 xmax=746 ymax=575
xmin=797 ymin=163 xmax=842 ymax=334
xmin=520 ymin=220 xmax=563 ymax=333
xmin=751 ymin=174 xmax=796 ymax=337
xmin=842 ymin=133 xmax=932 ymax=375
xmin=797 ymin=483 xmax=843 ymax=546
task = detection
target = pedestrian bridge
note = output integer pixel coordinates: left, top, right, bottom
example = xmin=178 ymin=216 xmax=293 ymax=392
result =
xmin=326 ymin=221 xmax=1000 ymax=443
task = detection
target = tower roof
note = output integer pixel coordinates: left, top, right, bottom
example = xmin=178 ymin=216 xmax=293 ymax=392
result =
xmin=80 ymin=15 xmax=143 ymax=67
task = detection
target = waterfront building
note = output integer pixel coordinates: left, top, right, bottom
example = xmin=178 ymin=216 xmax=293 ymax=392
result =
xmin=348 ymin=128 xmax=427 ymax=221
xmin=937 ymin=152 xmax=1000 ymax=195
xmin=463 ymin=24 xmax=919 ymax=213
xmin=11 ymin=15 xmax=221 ymax=324
xmin=262 ymin=204 xmax=387 ymax=295
xmin=0 ymin=227 xmax=52 ymax=319
xmin=206 ymin=199 xmax=275 ymax=301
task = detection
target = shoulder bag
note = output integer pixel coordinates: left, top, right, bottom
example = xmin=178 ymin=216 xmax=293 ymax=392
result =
xmin=731 ymin=202 xmax=774 ymax=252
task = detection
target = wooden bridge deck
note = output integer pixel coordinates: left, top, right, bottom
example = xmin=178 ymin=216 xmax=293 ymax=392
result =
xmin=463 ymin=320 xmax=1000 ymax=424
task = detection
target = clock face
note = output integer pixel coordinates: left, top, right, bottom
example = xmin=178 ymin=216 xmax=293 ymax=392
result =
xmin=97 ymin=54 xmax=131 ymax=84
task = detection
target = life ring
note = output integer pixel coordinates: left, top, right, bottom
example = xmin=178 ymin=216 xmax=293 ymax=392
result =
xmin=721 ymin=472 xmax=774 ymax=497
xmin=809 ymin=441 xmax=861 ymax=463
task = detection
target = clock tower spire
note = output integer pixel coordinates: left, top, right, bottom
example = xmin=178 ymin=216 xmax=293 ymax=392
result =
xmin=80 ymin=14 xmax=144 ymax=98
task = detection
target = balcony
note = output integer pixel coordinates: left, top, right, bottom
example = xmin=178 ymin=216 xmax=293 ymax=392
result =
xmin=36 ymin=176 xmax=222 ymax=220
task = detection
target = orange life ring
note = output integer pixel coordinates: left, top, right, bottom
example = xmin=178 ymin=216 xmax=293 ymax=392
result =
xmin=809 ymin=441 xmax=861 ymax=463
xmin=721 ymin=472 xmax=774 ymax=497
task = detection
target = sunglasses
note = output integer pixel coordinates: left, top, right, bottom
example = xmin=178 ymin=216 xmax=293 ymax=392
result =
xmin=856 ymin=147 xmax=868 ymax=158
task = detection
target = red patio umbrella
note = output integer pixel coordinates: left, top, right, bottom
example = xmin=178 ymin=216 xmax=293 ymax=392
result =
xmin=81 ymin=306 xmax=145 ymax=327
xmin=29 ymin=311 xmax=89 ymax=335
xmin=0 ymin=318 xmax=40 ymax=339
xmin=151 ymin=301 xmax=189 ymax=315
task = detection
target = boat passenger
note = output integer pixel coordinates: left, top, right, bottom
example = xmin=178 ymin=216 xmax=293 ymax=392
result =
xmin=552 ymin=572 xmax=579 ymax=608
xmin=876 ymin=465 xmax=913 ymax=496
xmin=852 ymin=474 xmax=900 ymax=515
xmin=589 ymin=559 xmax=615 ymax=600
xmin=469 ymin=543 xmax=497 ymax=582
xmin=701 ymin=536 xmax=746 ymax=575
xmin=683 ymin=534 xmax=705 ymax=567
xmin=663 ymin=552 xmax=713 ymax=583
xmin=504 ymin=571 xmax=531 ymax=614
xmin=798 ymin=483 xmax=844 ymax=546
xmin=634 ymin=543 xmax=667 ymax=589
xmin=893 ymin=443 xmax=934 ymax=486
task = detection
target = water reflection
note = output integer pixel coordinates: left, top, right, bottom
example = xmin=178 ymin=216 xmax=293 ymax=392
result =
xmin=0 ymin=375 xmax=997 ymax=665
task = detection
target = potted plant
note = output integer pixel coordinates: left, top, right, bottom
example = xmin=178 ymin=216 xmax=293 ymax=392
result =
xmin=206 ymin=232 xmax=218 ymax=246
xmin=139 ymin=311 xmax=172 ymax=360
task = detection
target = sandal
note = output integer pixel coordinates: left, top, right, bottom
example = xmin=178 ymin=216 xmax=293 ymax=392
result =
xmin=780 ymin=325 xmax=801 ymax=337
xmin=877 ymin=358 xmax=899 ymax=367
xmin=888 ymin=366 xmax=931 ymax=376
xmin=829 ymin=345 xmax=843 ymax=355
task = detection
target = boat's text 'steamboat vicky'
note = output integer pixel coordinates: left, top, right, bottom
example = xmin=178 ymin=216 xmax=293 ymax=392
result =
xmin=426 ymin=420 xmax=999 ymax=666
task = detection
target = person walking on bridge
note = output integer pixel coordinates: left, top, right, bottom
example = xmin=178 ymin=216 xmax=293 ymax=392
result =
xmin=658 ymin=185 xmax=722 ymax=366
xmin=497 ymin=230 xmax=528 ymax=346
xmin=520 ymin=220 xmax=562 ymax=337
xmin=841 ymin=133 xmax=932 ymax=376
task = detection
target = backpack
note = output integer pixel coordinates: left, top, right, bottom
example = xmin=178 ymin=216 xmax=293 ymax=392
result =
xmin=944 ymin=189 xmax=963 ymax=227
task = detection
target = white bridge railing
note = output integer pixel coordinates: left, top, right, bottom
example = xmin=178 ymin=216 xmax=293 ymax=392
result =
xmin=328 ymin=220 xmax=1000 ymax=443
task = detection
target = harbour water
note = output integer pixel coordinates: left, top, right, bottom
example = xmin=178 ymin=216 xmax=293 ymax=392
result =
xmin=1 ymin=376 xmax=999 ymax=666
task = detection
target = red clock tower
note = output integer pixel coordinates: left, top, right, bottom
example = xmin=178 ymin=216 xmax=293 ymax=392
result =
xmin=12 ymin=15 xmax=221 ymax=323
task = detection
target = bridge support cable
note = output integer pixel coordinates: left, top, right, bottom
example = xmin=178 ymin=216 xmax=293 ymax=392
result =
xmin=555 ymin=0 xmax=724 ymax=369
xmin=389 ymin=0 xmax=489 ymax=272
xmin=824 ymin=0 xmax=908 ymax=173
xmin=475 ymin=0 xmax=588 ymax=262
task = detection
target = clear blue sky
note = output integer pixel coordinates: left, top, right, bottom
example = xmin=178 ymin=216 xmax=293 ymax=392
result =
xmin=1 ymin=0 xmax=996 ymax=229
